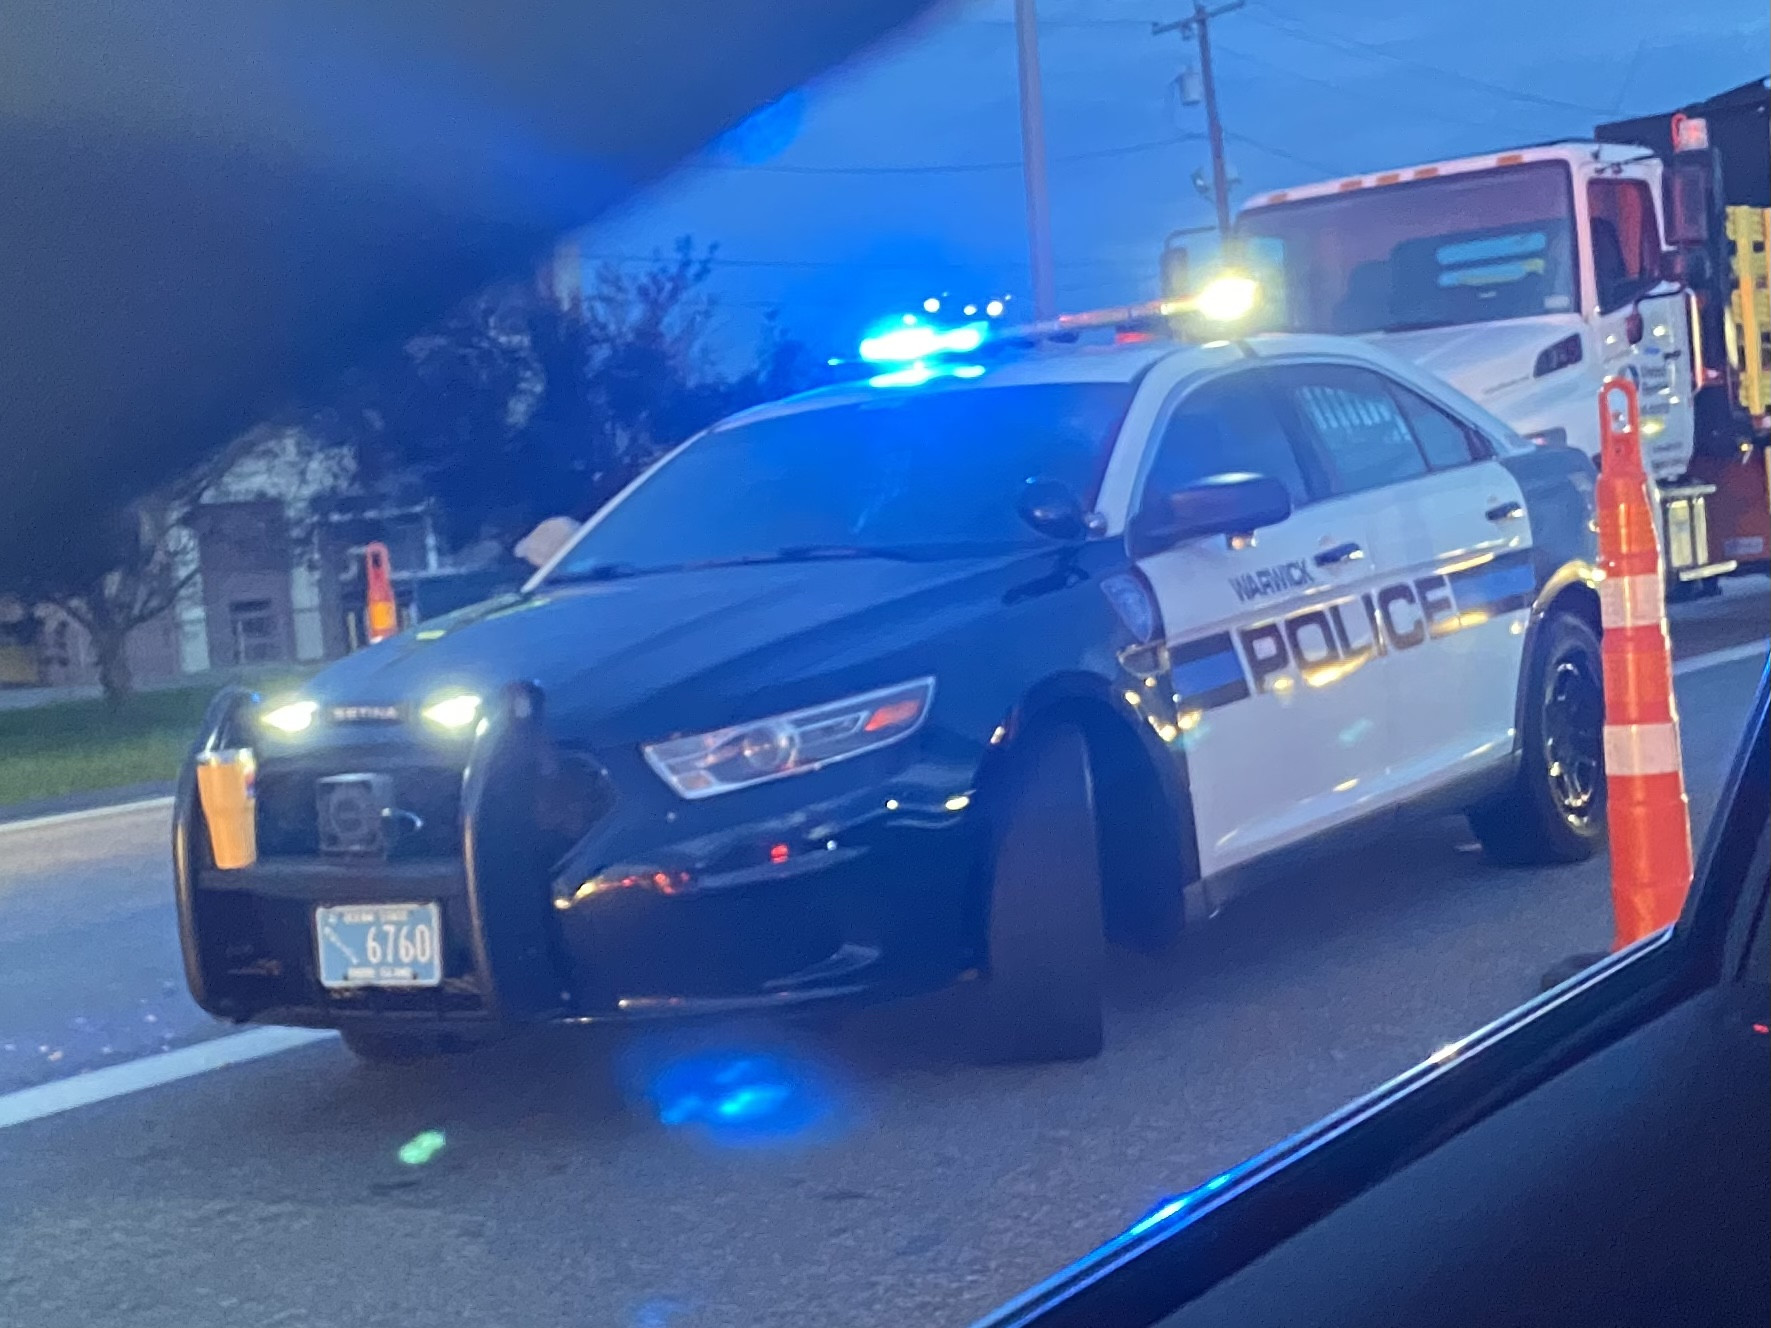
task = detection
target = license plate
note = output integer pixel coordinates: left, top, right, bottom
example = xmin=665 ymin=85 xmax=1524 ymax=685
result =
xmin=315 ymin=903 xmax=442 ymax=989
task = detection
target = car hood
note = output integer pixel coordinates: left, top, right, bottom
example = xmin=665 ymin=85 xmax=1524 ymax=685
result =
xmin=1367 ymin=315 xmax=1584 ymax=404
xmin=297 ymin=552 xmax=1042 ymax=743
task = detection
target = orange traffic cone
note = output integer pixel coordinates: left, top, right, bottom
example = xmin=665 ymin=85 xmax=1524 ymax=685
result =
xmin=1595 ymin=377 xmax=1693 ymax=948
xmin=364 ymin=541 xmax=398 ymax=644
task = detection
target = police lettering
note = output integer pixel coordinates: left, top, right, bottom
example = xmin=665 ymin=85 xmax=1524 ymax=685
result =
xmin=1236 ymin=573 xmax=1458 ymax=693
xmin=1241 ymin=621 xmax=1290 ymax=693
xmin=1229 ymin=560 xmax=1315 ymax=604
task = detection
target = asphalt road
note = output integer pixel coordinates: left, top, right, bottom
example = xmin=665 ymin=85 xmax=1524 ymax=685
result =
xmin=0 ymin=584 xmax=1764 ymax=1328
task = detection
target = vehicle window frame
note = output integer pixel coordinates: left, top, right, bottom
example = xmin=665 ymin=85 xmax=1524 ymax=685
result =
xmin=1586 ymin=175 xmax=1665 ymax=315
xmin=1269 ymin=362 xmax=1435 ymax=498
xmin=1129 ymin=366 xmax=1329 ymax=521
xmin=978 ymin=667 xmax=1771 ymax=1328
xmin=1382 ymin=378 xmax=1495 ymax=470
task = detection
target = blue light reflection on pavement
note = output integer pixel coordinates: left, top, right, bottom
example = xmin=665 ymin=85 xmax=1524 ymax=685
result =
xmin=620 ymin=1041 xmax=844 ymax=1148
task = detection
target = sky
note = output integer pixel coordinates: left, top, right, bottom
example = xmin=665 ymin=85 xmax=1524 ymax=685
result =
xmin=582 ymin=0 xmax=1770 ymax=367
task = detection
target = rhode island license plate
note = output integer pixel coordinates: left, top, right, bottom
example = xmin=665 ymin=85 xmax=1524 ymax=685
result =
xmin=315 ymin=902 xmax=443 ymax=989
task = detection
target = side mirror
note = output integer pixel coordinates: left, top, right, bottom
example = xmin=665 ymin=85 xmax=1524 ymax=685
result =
xmin=1666 ymin=159 xmax=1713 ymax=247
xmin=1160 ymin=240 xmax=1191 ymax=301
xmin=1129 ymin=473 xmax=1292 ymax=558
xmin=1661 ymin=246 xmax=1711 ymax=289
xmin=1017 ymin=477 xmax=1095 ymax=542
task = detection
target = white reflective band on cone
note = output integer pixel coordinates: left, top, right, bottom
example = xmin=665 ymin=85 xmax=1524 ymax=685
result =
xmin=1603 ymin=722 xmax=1682 ymax=777
xmin=1598 ymin=574 xmax=1665 ymax=630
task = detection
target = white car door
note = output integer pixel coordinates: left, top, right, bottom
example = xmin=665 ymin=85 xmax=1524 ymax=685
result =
xmin=1273 ymin=361 xmax=1534 ymax=800
xmin=1129 ymin=368 xmax=1404 ymax=876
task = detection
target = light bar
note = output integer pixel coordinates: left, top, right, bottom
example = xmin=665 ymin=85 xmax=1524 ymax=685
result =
xmin=858 ymin=320 xmax=986 ymax=364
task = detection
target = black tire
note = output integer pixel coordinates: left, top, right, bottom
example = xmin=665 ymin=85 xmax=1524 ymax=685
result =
xmin=341 ymin=1028 xmax=452 ymax=1064
xmin=1468 ymin=613 xmax=1606 ymax=866
xmin=969 ymin=723 xmax=1106 ymax=1063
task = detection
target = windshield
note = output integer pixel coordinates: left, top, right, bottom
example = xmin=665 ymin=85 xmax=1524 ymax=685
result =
xmin=544 ymin=381 xmax=1132 ymax=578
xmin=1237 ymin=161 xmax=1579 ymax=334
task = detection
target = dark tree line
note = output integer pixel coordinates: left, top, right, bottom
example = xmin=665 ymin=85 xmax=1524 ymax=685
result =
xmin=327 ymin=237 xmax=824 ymax=551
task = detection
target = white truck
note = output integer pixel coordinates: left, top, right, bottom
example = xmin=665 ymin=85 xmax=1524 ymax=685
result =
xmin=1187 ymin=80 xmax=1770 ymax=598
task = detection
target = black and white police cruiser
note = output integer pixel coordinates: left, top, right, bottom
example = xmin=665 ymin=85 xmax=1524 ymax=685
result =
xmin=174 ymin=303 xmax=1605 ymax=1064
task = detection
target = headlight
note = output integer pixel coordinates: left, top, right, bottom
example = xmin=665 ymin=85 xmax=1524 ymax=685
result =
xmin=1194 ymin=273 xmax=1259 ymax=322
xmin=421 ymin=692 xmax=482 ymax=730
xmin=260 ymin=699 xmax=317 ymax=734
xmin=643 ymin=678 xmax=935 ymax=799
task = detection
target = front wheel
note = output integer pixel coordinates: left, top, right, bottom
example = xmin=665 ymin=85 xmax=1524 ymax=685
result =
xmin=967 ymin=723 xmax=1106 ymax=1064
xmin=1468 ymin=613 xmax=1606 ymax=866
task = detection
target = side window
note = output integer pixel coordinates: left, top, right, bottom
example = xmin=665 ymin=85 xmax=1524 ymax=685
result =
xmin=1279 ymin=365 xmax=1428 ymax=495
xmin=1587 ymin=178 xmax=1662 ymax=314
xmin=1142 ymin=374 xmax=1313 ymax=509
xmin=1389 ymin=383 xmax=1487 ymax=469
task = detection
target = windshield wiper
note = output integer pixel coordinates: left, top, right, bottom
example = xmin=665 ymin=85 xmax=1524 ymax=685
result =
xmin=544 ymin=541 xmax=1040 ymax=585
xmin=540 ymin=561 xmax=650 ymax=585
xmin=691 ymin=540 xmax=1043 ymax=569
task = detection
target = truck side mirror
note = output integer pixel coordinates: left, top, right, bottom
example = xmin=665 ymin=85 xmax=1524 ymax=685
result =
xmin=1666 ymin=159 xmax=1713 ymax=247
xmin=1661 ymin=246 xmax=1711 ymax=288
xmin=1161 ymin=243 xmax=1190 ymax=301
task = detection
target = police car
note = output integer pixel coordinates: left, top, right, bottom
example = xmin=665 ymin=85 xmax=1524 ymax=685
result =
xmin=173 ymin=308 xmax=1604 ymax=1064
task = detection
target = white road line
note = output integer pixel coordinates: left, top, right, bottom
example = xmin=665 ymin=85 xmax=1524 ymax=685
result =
xmin=0 ymin=795 xmax=174 ymax=835
xmin=0 ymin=633 xmax=1757 ymax=1131
xmin=0 ymin=1027 xmax=336 ymax=1131
xmin=1673 ymin=640 xmax=1769 ymax=677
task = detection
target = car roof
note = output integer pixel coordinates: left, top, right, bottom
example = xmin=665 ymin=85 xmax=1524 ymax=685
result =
xmin=718 ymin=331 xmax=1430 ymax=429
xmin=718 ymin=339 xmax=1212 ymax=428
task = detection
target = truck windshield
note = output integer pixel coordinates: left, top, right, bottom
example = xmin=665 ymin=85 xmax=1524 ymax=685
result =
xmin=543 ymin=380 xmax=1132 ymax=579
xmin=1237 ymin=160 xmax=1579 ymax=334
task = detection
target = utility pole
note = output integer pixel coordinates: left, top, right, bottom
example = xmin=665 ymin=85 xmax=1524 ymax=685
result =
xmin=1155 ymin=0 xmax=1244 ymax=240
xmin=1013 ymin=0 xmax=1058 ymax=320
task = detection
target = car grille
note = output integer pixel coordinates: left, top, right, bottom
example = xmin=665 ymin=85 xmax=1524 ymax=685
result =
xmin=256 ymin=764 xmax=464 ymax=858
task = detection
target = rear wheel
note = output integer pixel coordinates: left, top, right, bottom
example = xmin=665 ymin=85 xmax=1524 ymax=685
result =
xmin=968 ymin=723 xmax=1106 ymax=1063
xmin=1469 ymin=613 xmax=1606 ymax=865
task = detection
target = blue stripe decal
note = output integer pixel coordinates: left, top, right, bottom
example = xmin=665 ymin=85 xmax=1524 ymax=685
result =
xmin=1449 ymin=553 xmax=1535 ymax=615
xmin=1171 ymin=633 xmax=1250 ymax=711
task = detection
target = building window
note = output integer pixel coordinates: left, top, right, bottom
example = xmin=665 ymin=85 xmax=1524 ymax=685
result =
xmin=228 ymin=599 xmax=281 ymax=664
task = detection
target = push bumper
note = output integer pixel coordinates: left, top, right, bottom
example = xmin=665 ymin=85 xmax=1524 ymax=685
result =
xmin=175 ymin=688 xmax=981 ymax=1032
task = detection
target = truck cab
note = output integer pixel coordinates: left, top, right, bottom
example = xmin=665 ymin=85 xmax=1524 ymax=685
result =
xmin=1234 ymin=143 xmax=1698 ymax=483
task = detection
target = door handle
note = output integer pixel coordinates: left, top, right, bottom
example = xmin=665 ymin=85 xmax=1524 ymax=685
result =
xmin=1314 ymin=541 xmax=1365 ymax=567
xmin=1484 ymin=501 xmax=1525 ymax=522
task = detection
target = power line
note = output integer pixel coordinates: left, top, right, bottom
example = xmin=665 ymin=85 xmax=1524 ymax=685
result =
xmin=1224 ymin=130 xmax=1339 ymax=177
xmin=1212 ymin=41 xmax=1541 ymax=136
xmin=1242 ymin=2 xmax=1618 ymax=117
xmin=577 ymin=250 xmax=1153 ymax=273
xmin=690 ymin=132 xmax=1201 ymax=177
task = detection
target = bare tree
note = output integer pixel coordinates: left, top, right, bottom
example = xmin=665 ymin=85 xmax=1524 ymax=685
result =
xmin=23 ymin=426 xmax=349 ymax=705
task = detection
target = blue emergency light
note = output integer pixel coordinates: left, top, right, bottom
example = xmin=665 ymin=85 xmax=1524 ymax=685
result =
xmin=857 ymin=318 xmax=987 ymax=365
